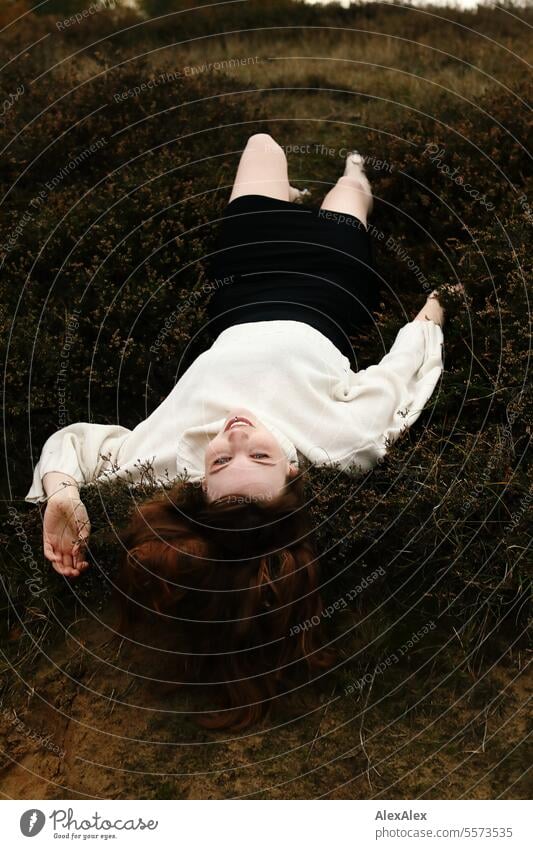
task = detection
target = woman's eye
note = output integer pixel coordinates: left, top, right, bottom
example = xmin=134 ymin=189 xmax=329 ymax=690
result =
xmin=213 ymin=452 xmax=269 ymax=466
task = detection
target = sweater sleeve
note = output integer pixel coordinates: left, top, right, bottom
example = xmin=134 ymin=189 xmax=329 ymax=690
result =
xmin=24 ymin=422 xmax=131 ymax=504
xmin=341 ymin=319 xmax=444 ymax=473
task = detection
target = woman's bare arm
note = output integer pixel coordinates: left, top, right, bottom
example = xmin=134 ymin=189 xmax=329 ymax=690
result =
xmin=43 ymin=470 xmax=79 ymax=499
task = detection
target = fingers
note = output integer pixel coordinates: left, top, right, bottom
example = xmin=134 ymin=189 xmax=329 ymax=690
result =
xmin=63 ymin=550 xmax=74 ymax=569
xmin=43 ymin=536 xmax=91 ymax=578
xmin=43 ymin=539 xmax=59 ymax=562
xmin=72 ymin=540 xmax=91 ymax=573
xmin=44 ymin=540 xmax=70 ymax=574
xmin=54 ymin=557 xmax=90 ymax=578
xmin=57 ymin=546 xmax=90 ymax=577
xmin=48 ymin=553 xmax=81 ymax=577
xmin=54 ymin=562 xmax=81 ymax=577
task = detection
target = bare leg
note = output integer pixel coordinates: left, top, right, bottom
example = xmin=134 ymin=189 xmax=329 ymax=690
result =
xmin=320 ymin=151 xmax=374 ymax=229
xmin=229 ymin=133 xmax=291 ymax=202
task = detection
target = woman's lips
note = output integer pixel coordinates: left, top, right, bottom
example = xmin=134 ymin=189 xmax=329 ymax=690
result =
xmin=224 ymin=416 xmax=254 ymax=432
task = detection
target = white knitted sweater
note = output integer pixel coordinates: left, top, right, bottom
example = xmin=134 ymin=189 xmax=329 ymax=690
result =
xmin=25 ymin=318 xmax=444 ymax=503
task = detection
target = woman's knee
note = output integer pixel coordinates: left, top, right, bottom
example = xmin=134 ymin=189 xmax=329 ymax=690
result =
xmin=245 ymin=133 xmax=285 ymax=157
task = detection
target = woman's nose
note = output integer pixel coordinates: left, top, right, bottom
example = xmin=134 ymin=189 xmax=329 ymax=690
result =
xmin=227 ymin=427 xmax=249 ymax=442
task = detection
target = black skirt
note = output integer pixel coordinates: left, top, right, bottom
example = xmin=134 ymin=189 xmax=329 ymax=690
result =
xmin=205 ymin=193 xmax=381 ymax=364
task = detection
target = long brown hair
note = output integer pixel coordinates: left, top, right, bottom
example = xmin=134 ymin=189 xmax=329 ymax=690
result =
xmin=115 ymin=463 xmax=335 ymax=730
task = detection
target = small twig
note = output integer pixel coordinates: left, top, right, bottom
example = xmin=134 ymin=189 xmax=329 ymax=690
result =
xmin=106 ymin=688 xmax=117 ymax=717
xmin=306 ymin=684 xmax=336 ymax=762
xmin=359 ymin=666 xmax=382 ymax=790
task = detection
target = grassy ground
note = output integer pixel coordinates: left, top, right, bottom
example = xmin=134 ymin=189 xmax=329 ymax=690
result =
xmin=0 ymin=0 xmax=531 ymax=798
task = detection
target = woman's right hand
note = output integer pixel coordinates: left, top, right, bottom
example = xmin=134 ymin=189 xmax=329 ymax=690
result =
xmin=43 ymin=491 xmax=91 ymax=577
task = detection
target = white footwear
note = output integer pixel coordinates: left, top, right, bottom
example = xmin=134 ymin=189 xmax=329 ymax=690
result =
xmin=289 ymin=185 xmax=312 ymax=203
xmin=344 ymin=149 xmax=368 ymax=177
xmin=343 ymin=151 xmax=373 ymax=216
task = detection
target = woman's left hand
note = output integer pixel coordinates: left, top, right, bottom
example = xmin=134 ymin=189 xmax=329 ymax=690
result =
xmin=414 ymin=292 xmax=445 ymax=326
xmin=414 ymin=283 xmax=464 ymax=326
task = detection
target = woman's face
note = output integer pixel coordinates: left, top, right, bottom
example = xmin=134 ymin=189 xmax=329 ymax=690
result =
xmin=202 ymin=407 xmax=296 ymax=504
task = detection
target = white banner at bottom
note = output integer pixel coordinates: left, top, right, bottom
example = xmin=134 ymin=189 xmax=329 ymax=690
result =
xmin=2 ymin=799 xmax=529 ymax=848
